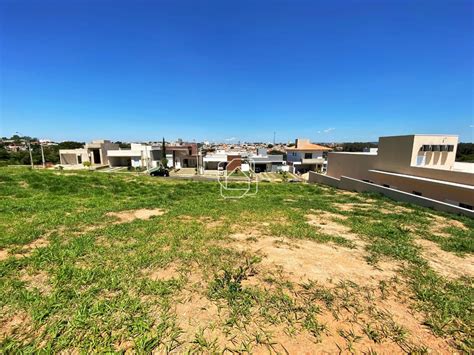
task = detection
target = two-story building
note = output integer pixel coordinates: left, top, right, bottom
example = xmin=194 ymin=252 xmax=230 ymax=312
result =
xmin=107 ymin=142 xmax=198 ymax=170
xmin=286 ymin=139 xmax=331 ymax=173
xmin=203 ymin=148 xmax=285 ymax=173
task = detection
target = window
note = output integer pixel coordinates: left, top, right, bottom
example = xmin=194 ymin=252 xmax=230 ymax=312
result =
xmin=292 ymin=152 xmax=297 ymax=157
xmin=459 ymin=203 xmax=473 ymax=210
xmin=412 ymin=191 xmax=422 ymax=196
xmin=77 ymin=155 xmax=82 ymax=164
xmin=304 ymin=153 xmax=312 ymax=159
xmin=416 ymin=155 xmax=425 ymax=166
xmin=432 ymin=145 xmax=441 ymax=151
xmin=447 ymin=145 xmax=454 ymax=152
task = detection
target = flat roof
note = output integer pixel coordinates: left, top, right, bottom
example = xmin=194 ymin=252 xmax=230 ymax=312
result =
xmin=329 ymin=151 xmax=377 ymax=155
xmin=378 ymin=134 xmax=458 ymax=139
xmin=369 ymin=169 xmax=474 ymax=190
xmin=453 ymin=162 xmax=474 ymax=173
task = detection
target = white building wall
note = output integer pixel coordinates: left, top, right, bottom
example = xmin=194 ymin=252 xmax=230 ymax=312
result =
xmin=287 ymin=151 xmax=323 ymax=162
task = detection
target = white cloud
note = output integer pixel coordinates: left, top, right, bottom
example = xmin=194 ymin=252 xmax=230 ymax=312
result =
xmin=318 ymin=128 xmax=335 ymax=134
xmin=470 ymin=125 xmax=474 ymax=128
xmin=225 ymin=137 xmax=236 ymax=141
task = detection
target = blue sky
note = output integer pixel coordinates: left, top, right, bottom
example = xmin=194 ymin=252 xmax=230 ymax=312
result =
xmin=0 ymin=0 xmax=473 ymax=143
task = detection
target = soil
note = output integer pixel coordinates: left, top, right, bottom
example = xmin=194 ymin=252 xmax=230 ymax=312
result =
xmin=106 ymin=208 xmax=166 ymax=223
xmin=229 ymin=233 xmax=398 ymax=287
xmin=143 ymin=264 xmax=180 ymax=281
xmin=0 ymin=310 xmax=32 ymax=341
xmin=305 ymin=212 xmax=365 ymax=246
xmin=19 ymin=270 xmax=52 ymax=295
xmin=429 ymin=215 xmax=469 ymax=237
xmin=415 ymin=238 xmax=474 ymax=279
xmin=0 ymin=249 xmax=9 ymax=261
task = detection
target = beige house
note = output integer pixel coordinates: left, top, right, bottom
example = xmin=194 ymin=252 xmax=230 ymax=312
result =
xmin=59 ymin=140 xmax=119 ymax=167
xmin=326 ymin=135 xmax=473 ymax=210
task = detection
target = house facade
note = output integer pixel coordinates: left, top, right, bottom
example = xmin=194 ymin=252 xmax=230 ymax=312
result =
xmin=107 ymin=143 xmax=158 ymax=169
xmin=286 ymin=139 xmax=331 ymax=173
xmin=203 ymin=149 xmax=285 ymax=173
xmin=167 ymin=143 xmax=198 ymax=169
xmin=107 ymin=142 xmax=199 ymax=170
xmin=325 ymin=134 xmax=474 ymax=210
xmin=59 ymin=140 xmax=119 ymax=166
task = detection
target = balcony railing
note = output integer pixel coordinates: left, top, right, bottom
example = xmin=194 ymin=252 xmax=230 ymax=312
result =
xmin=301 ymin=158 xmax=325 ymax=164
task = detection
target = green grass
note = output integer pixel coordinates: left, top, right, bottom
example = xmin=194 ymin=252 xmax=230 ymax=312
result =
xmin=0 ymin=167 xmax=472 ymax=352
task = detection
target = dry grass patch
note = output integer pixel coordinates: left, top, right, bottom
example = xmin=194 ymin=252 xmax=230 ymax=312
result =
xmin=379 ymin=205 xmax=414 ymax=215
xmin=106 ymin=208 xmax=165 ymax=223
xmin=305 ymin=211 xmax=365 ymax=246
xmin=229 ymin=233 xmax=398 ymax=287
xmin=0 ymin=309 xmax=33 ymax=342
xmin=5 ymin=237 xmax=51 ymax=260
xmin=176 ymin=215 xmax=224 ymax=229
xmin=174 ymin=291 xmax=222 ymax=341
xmin=429 ymin=215 xmax=468 ymax=237
xmin=0 ymin=248 xmax=9 ymax=261
xmin=334 ymin=202 xmax=373 ymax=212
xmin=142 ymin=264 xmax=180 ymax=282
xmin=19 ymin=270 xmax=52 ymax=295
xmin=415 ymin=239 xmax=474 ymax=279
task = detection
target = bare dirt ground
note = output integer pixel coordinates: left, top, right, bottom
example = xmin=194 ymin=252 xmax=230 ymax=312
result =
xmin=106 ymin=208 xmax=166 ymax=223
xmin=416 ymin=238 xmax=474 ymax=279
xmin=230 ymin=233 xmax=397 ymax=287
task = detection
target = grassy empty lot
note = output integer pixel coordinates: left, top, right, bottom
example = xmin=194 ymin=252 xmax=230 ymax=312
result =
xmin=0 ymin=168 xmax=473 ymax=353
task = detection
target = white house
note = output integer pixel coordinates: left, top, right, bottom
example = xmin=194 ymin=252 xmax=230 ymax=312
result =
xmin=286 ymin=138 xmax=331 ymax=173
xmin=203 ymin=148 xmax=285 ymax=173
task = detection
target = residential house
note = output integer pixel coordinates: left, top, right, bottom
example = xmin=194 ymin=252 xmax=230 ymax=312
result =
xmin=286 ymin=139 xmax=332 ymax=173
xmin=167 ymin=142 xmax=198 ymax=169
xmin=323 ymin=134 xmax=474 ymax=210
xmin=203 ymin=148 xmax=285 ymax=172
xmin=107 ymin=142 xmax=199 ymax=170
xmin=107 ymin=143 xmax=156 ymax=169
xmin=59 ymin=140 xmax=119 ymax=166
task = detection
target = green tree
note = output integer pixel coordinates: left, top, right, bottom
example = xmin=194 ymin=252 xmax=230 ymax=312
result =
xmin=161 ymin=137 xmax=168 ymax=167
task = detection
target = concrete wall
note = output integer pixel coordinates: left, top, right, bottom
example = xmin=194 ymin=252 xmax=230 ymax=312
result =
xmin=375 ymin=135 xmax=414 ymax=172
xmin=368 ymin=170 xmax=474 ymax=206
xmin=308 ymin=172 xmax=474 ymax=217
xmin=59 ymin=149 xmax=89 ymax=165
xmin=308 ymin=172 xmax=341 ymax=187
xmin=326 ymin=152 xmax=377 ymax=180
xmin=411 ymin=135 xmax=458 ymax=168
xmin=100 ymin=142 xmax=119 ymax=165
xmin=60 ymin=153 xmax=77 ymax=165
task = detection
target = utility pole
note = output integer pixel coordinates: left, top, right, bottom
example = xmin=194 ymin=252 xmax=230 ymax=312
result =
xmin=27 ymin=140 xmax=34 ymax=168
xmin=40 ymin=142 xmax=46 ymax=168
